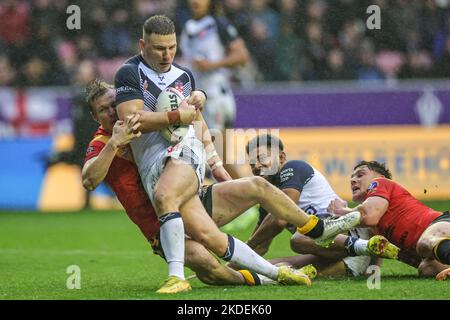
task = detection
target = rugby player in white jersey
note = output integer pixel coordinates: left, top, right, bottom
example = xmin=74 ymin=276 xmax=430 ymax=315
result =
xmin=180 ymin=0 xmax=249 ymax=178
xmin=224 ymin=134 xmax=399 ymax=278
xmin=114 ymin=15 xmax=361 ymax=293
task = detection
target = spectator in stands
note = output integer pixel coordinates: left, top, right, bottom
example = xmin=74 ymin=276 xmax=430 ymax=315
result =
xmin=0 ymin=0 xmax=449 ymax=86
xmin=18 ymin=57 xmax=52 ymax=87
xmin=44 ymin=60 xmax=99 ymax=208
xmin=398 ymin=51 xmax=433 ymax=79
xmin=432 ymin=35 xmax=450 ymax=78
xmin=274 ymin=20 xmax=305 ymax=81
xmin=323 ymin=48 xmax=355 ymax=80
xmin=303 ymin=21 xmax=329 ymax=80
xmin=433 ymin=11 xmax=450 ymax=59
xmin=248 ymin=0 xmax=279 ymax=40
xmin=98 ymin=8 xmax=132 ymax=58
xmin=0 ymin=0 xmax=30 ymax=46
xmin=356 ymin=40 xmax=384 ymax=82
xmin=247 ymin=19 xmax=276 ymax=81
xmin=57 ymin=42 xmax=79 ymax=85
xmin=0 ymin=55 xmax=16 ymax=86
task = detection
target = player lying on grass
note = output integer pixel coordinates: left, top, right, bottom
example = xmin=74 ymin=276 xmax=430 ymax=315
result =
xmin=81 ymin=80 xmax=362 ymax=289
xmin=220 ymin=134 xmax=399 ymax=278
xmin=327 ymin=160 xmax=450 ymax=281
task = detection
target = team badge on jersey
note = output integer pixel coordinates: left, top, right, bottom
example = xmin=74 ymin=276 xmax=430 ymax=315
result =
xmin=86 ymin=146 xmax=94 ymax=156
xmin=367 ymin=181 xmax=378 ymax=193
xmin=174 ymin=81 xmax=184 ymax=94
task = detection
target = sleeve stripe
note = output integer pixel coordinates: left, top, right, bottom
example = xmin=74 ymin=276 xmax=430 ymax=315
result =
xmin=92 ymin=135 xmax=110 ymax=144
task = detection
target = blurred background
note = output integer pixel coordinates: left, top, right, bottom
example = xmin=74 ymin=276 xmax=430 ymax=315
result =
xmin=0 ymin=0 xmax=449 ymax=211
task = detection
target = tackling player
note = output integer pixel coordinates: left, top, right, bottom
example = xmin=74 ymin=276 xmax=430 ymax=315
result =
xmin=218 ymin=134 xmax=399 ymax=277
xmin=81 ymin=79 xmax=272 ymax=289
xmin=328 ymin=160 xmax=450 ymax=280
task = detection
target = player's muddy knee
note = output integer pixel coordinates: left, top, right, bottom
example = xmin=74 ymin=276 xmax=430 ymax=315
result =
xmin=153 ymin=190 xmax=179 ymax=213
xmin=416 ymin=237 xmax=434 ymax=259
xmin=290 ymin=233 xmax=308 ymax=254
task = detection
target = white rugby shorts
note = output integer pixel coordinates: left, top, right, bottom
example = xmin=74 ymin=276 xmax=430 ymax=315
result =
xmin=141 ymin=135 xmax=206 ymax=201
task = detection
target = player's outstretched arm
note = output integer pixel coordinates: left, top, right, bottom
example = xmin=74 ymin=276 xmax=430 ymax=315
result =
xmin=355 ymin=197 xmax=388 ymax=227
xmin=329 ymin=197 xmax=388 ymax=227
xmin=82 ymin=118 xmax=141 ymax=191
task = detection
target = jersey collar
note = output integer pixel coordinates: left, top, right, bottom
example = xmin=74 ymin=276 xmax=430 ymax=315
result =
xmin=138 ymin=54 xmax=172 ymax=74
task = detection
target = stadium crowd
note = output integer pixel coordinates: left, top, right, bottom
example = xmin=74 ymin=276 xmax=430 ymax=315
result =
xmin=0 ymin=0 xmax=449 ymax=87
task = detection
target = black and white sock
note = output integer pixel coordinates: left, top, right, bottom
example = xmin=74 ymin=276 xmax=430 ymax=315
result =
xmin=345 ymin=236 xmax=369 ymax=256
xmin=221 ymin=235 xmax=279 ymax=280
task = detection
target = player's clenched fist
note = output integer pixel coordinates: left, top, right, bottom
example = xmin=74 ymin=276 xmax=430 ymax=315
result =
xmin=187 ymin=90 xmax=207 ymax=111
xmin=178 ymin=100 xmax=198 ymax=125
xmin=327 ymin=198 xmax=349 ymax=216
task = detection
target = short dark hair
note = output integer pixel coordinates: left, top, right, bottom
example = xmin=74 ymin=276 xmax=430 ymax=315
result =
xmin=246 ymin=134 xmax=284 ymax=155
xmin=354 ymin=160 xmax=392 ymax=179
xmin=85 ymin=79 xmax=113 ymax=113
xmin=143 ymin=15 xmax=175 ymax=37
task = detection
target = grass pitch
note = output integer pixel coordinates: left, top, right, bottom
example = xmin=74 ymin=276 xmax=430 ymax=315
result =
xmin=1 ymin=201 xmax=449 ymax=300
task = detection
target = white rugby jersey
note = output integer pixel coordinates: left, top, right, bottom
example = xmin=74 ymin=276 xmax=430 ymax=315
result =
xmin=180 ymin=15 xmax=239 ymax=97
xmin=258 ymin=160 xmax=369 ymax=239
xmin=259 ymin=160 xmax=342 ymax=227
xmin=277 ymin=160 xmax=341 ymax=217
xmin=114 ymin=55 xmax=197 ymax=177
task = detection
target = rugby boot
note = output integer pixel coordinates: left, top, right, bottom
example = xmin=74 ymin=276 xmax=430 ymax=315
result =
xmin=277 ymin=265 xmax=312 ymax=286
xmin=367 ymin=235 xmax=400 ymax=259
xmin=298 ymin=264 xmax=318 ymax=280
xmin=156 ymin=276 xmax=192 ymax=294
xmin=314 ymin=211 xmax=361 ymax=247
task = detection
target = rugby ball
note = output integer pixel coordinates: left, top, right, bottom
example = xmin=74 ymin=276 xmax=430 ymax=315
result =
xmin=156 ymin=87 xmax=189 ymax=144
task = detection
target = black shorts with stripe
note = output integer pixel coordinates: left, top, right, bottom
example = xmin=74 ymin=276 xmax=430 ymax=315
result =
xmin=200 ymin=184 xmax=214 ymax=217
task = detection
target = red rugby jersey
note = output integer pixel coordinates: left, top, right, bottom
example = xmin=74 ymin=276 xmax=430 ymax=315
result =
xmin=85 ymin=127 xmax=159 ymax=240
xmin=365 ymin=177 xmax=441 ymax=267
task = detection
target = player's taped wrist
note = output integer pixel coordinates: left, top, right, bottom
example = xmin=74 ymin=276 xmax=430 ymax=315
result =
xmin=210 ymin=161 xmax=223 ymax=171
xmin=205 ymin=142 xmax=218 ymax=161
xmin=206 ymin=149 xmax=218 ymax=162
xmin=167 ymin=110 xmax=180 ymax=124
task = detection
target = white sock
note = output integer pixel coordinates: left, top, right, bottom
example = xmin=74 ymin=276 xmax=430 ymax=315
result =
xmin=159 ymin=212 xmax=185 ymax=280
xmin=222 ymin=235 xmax=279 ymax=280
xmin=354 ymin=239 xmax=369 ymax=256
